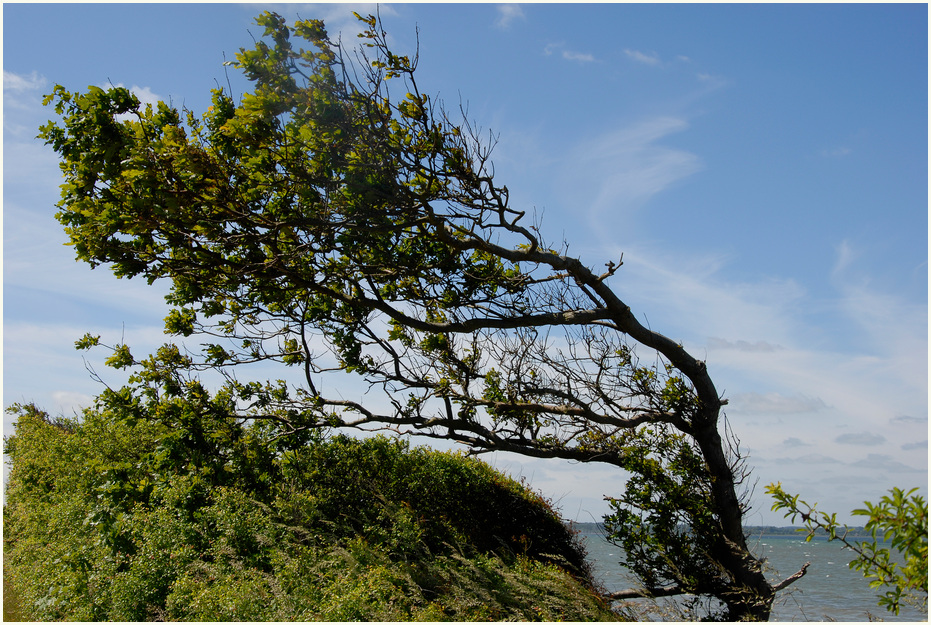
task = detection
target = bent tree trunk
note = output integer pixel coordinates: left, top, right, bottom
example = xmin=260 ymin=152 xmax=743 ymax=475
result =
xmin=598 ymin=270 xmax=780 ymax=620
xmin=694 ymin=422 xmax=776 ymax=619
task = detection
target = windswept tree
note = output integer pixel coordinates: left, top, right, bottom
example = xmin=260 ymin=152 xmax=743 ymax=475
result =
xmin=39 ymin=12 xmax=808 ymax=620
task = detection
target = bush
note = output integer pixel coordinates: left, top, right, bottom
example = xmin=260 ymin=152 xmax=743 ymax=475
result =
xmin=4 ymin=402 xmax=620 ymax=621
xmin=275 ymin=433 xmax=591 ymax=574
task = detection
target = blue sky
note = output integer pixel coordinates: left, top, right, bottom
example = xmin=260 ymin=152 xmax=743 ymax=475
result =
xmin=4 ymin=3 xmax=927 ymax=525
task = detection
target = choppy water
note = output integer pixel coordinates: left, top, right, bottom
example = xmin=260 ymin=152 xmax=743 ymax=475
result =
xmin=578 ymin=527 xmax=927 ymax=622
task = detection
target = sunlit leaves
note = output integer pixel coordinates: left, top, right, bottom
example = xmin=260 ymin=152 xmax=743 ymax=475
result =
xmin=281 ymin=337 xmax=304 ymax=365
xmin=204 ymin=344 xmax=231 ymax=366
xmin=75 ymin=333 xmax=101 ymax=350
xmin=105 ymin=344 xmax=135 ymax=370
xmin=768 ymin=483 xmax=928 ymax=616
xmin=164 ymin=308 xmax=196 ymax=337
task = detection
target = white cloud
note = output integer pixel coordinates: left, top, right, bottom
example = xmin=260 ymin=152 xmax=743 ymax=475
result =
xmin=624 ymin=49 xmax=661 ymax=67
xmin=50 ymin=392 xmax=97 ymax=416
xmin=494 ymin=4 xmax=525 ymax=30
xmin=602 ymin=241 xmax=926 ymax=426
xmin=832 ymin=239 xmax=858 ymax=276
xmin=563 ymin=50 xmax=595 ymax=63
xmin=127 ymin=85 xmax=161 ymax=108
xmin=821 ymin=146 xmax=852 ymax=158
xmin=3 ymin=71 xmax=50 ymax=130
xmin=696 ymin=72 xmax=726 ymax=86
xmin=544 ymin=42 xmax=596 ymax=63
xmin=708 ymin=338 xmax=781 ymax=352
xmin=485 ymin=453 xmax=623 ymax=521
xmin=3 ymin=70 xmax=47 ymax=92
xmin=4 ymin=200 xmax=171 ymax=316
xmin=618 ymin=251 xmax=806 ymax=346
xmin=3 ymin=320 xmax=167 ymax=423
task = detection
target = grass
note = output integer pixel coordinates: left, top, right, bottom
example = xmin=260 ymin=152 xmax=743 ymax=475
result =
xmin=4 ymin=567 xmax=25 ymax=622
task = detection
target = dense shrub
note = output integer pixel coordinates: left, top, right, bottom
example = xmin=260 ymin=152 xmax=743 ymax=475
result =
xmin=274 ymin=433 xmax=591 ymax=574
xmin=4 ymin=402 xmax=620 ymax=621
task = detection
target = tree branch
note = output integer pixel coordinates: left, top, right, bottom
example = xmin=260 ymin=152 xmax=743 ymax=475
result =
xmin=772 ymin=561 xmax=810 ymax=592
xmin=607 ymin=585 xmax=687 ymax=601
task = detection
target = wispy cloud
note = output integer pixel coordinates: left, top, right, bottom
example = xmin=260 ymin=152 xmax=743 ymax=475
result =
xmin=564 ymin=116 xmax=701 ymax=224
xmin=609 ymin=241 xmax=926 ymax=423
xmin=830 ymin=239 xmax=928 ymax=394
xmin=695 ymin=73 xmax=728 ymax=91
xmin=494 ymin=4 xmax=525 ymax=30
xmin=821 ymin=146 xmax=852 ymax=158
xmin=624 ymin=49 xmax=661 ymax=67
xmin=708 ymin=338 xmax=781 ymax=352
xmin=127 ymin=85 xmax=160 ymax=108
xmin=3 ymin=320 xmax=170 ymax=416
xmin=563 ymin=50 xmax=595 ymax=63
xmin=3 ymin=70 xmax=49 ymax=131
xmin=50 ymin=392 xmax=97 ymax=417
xmin=579 ymin=235 xmax=927 ymax=518
xmin=544 ymin=42 xmax=596 ymax=63
xmin=3 ymin=70 xmax=46 ymax=92
xmin=832 ymin=239 xmax=858 ymax=276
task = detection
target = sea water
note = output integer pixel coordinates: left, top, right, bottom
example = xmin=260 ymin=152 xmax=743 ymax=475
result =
xmin=577 ymin=526 xmax=927 ymax=622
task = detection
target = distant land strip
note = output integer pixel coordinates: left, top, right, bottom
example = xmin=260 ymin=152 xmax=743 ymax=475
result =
xmin=570 ymin=522 xmax=878 ymax=538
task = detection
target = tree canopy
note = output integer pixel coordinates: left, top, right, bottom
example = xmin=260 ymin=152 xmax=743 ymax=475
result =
xmin=37 ymin=11 xmax=809 ymax=619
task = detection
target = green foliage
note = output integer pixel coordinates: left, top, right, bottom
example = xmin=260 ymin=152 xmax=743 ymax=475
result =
xmin=603 ymin=426 xmax=723 ymax=596
xmin=38 ymin=11 xmax=517 ymax=342
xmin=274 ymin=434 xmax=590 ymax=575
xmin=4 ymin=400 xmax=618 ymax=621
xmin=767 ymin=483 xmax=928 ymax=615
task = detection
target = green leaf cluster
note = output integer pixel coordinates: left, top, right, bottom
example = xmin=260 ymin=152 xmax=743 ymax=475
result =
xmin=767 ymin=483 xmax=928 ymax=615
xmin=37 ymin=11 xmax=528 ymax=358
xmin=602 ymin=426 xmax=722 ymax=597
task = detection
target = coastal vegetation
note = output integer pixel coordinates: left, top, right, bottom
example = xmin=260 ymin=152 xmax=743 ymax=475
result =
xmin=3 ymin=402 xmax=620 ymax=621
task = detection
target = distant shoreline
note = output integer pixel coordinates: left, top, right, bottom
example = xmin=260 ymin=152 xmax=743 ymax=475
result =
xmin=569 ymin=521 xmax=879 ymax=539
